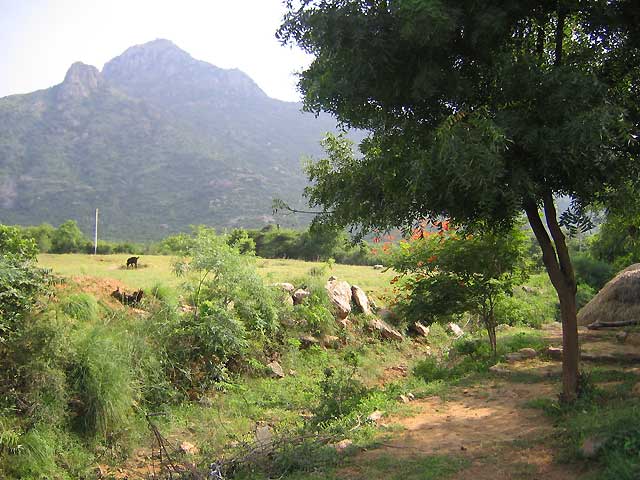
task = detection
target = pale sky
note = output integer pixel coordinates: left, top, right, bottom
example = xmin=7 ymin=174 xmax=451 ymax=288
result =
xmin=0 ymin=0 xmax=311 ymax=102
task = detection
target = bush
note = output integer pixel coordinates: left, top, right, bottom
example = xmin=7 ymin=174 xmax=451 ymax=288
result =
xmin=572 ymin=254 xmax=615 ymax=291
xmin=576 ymin=283 xmax=596 ymax=311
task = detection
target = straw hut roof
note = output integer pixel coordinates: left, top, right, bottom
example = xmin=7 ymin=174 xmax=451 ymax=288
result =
xmin=578 ymin=263 xmax=640 ymax=329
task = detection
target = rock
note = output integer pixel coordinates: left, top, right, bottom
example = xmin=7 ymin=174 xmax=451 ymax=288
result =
xmin=505 ymin=352 xmax=523 ymax=362
xmin=370 ymin=317 xmax=403 ymax=341
xmin=267 ymin=361 xmax=285 ymax=378
xmin=332 ymin=439 xmax=353 ymax=451
xmin=321 ymin=335 xmax=341 ymax=349
xmin=518 ymin=348 xmax=537 ymax=359
xmin=325 ymin=279 xmax=352 ymax=319
xmin=398 ymin=394 xmax=410 ymax=404
xmin=179 ymin=441 xmax=199 ymax=455
xmin=255 ymin=425 xmax=273 ymax=448
xmin=447 ymin=322 xmax=464 ymax=338
xmin=546 ymin=346 xmax=563 ymax=360
xmin=273 ymin=282 xmax=295 ymax=293
xmin=414 ymin=321 xmax=430 ymax=337
xmin=293 ymin=288 xmax=311 ymax=305
xmin=489 ymin=363 xmax=510 ymax=374
xmin=351 ymin=285 xmax=372 ymax=315
xmin=521 ymin=285 xmax=539 ymax=294
xmin=299 ymin=335 xmax=320 ymax=349
xmin=616 ymin=331 xmax=628 ymax=343
xmin=283 ymin=295 xmax=294 ymax=306
xmin=581 ymin=436 xmax=606 ymax=458
xmin=373 ymin=264 xmax=385 ymax=270
xmin=496 ymin=323 xmax=512 ymax=331
xmin=289 ymin=369 xmax=297 ymax=376
xmin=367 ymin=410 xmax=384 ymax=422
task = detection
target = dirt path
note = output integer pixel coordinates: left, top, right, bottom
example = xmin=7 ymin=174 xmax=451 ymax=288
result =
xmin=341 ymin=377 xmax=584 ymax=480
xmin=339 ymin=323 xmax=640 ymax=480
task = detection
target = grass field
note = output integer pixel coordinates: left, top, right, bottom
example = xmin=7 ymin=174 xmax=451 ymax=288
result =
xmin=38 ymin=254 xmax=396 ymax=297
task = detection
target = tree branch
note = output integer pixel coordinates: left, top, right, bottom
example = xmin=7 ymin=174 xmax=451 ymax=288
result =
xmin=523 ymin=199 xmax=564 ymax=291
xmin=543 ymin=191 xmax=576 ymax=290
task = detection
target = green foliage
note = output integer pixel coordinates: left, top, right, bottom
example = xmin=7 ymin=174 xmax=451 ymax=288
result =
xmin=0 ymin=225 xmax=51 ymax=337
xmin=576 ymin=283 xmax=596 ymax=311
xmin=572 ymin=253 xmax=616 ymax=291
xmin=50 ymin=220 xmax=87 ymax=254
xmin=227 ymin=228 xmax=257 ymax=255
xmin=59 ymin=293 xmax=99 ymax=323
xmin=392 ymin=227 xmax=529 ymax=353
xmin=0 ymin=225 xmax=39 ymax=260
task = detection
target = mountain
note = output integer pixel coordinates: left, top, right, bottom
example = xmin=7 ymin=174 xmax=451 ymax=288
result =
xmin=0 ymin=39 xmax=342 ymax=241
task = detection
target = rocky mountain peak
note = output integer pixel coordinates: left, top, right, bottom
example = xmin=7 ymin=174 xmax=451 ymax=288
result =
xmin=102 ymin=39 xmax=266 ymax=102
xmin=56 ymin=62 xmax=102 ymax=101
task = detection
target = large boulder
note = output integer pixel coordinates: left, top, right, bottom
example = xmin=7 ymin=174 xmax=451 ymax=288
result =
xmin=325 ymin=278 xmax=352 ymax=320
xmin=351 ymin=285 xmax=372 ymax=315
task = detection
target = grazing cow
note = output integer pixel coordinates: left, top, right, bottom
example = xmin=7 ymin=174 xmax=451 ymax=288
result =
xmin=126 ymin=256 xmax=139 ymax=269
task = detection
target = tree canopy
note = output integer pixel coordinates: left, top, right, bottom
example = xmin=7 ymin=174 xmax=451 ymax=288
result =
xmin=279 ymin=0 xmax=639 ymax=400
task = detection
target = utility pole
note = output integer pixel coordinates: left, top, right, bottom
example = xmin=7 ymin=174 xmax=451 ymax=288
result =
xmin=94 ymin=208 xmax=99 ymax=255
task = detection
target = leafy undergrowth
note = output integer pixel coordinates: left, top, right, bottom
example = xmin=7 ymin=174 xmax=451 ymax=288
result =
xmin=527 ymin=368 xmax=640 ymax=479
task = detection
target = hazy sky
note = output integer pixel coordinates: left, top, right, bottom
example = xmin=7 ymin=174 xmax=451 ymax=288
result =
xmin=0 ymin=0 xmax=311 ymax=102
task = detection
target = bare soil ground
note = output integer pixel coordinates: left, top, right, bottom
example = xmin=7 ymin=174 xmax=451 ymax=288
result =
xmin=340 ymin=323 xmax=639 ymax=480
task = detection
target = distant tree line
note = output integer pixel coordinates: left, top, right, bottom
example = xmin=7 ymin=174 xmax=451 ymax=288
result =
xmin=7 ymin=221 xmax=388 ymax=265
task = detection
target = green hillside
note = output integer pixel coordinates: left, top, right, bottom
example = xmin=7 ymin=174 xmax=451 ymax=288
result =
xmin=0 ymin=40 xmax=343 ymax=240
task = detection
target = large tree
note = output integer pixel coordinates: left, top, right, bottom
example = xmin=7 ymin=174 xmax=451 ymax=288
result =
xmin=278 ymin=0 xmax=639 ymax=400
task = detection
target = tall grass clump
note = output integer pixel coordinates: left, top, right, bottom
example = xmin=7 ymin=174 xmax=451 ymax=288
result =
xmin=149 ymin=281 xmax=177 ymax=308
xmin=59 ymin=293 xmax=99 ymax=322
xmin=70 ymin=325 xmax=136 ymax=440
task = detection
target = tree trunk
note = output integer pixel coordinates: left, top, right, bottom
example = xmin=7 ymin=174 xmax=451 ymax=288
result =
xmin=524 ymin=195 xmax=579 ymax=402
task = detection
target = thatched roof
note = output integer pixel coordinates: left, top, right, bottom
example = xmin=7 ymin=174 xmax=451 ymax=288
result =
xmin=578 ymin=264 xmax=640 ymax=329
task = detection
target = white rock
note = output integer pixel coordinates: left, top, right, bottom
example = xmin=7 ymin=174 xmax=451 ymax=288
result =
xmin=414 ymin=321 xmax=430 ymax=337
xmin=273 ymin=282 xmax=295 ymax=293
xmin=325 ymin=279 xmax=352 ymax=320
xmin=351 ymin=285 xmax=372 ymax=315
xmin=267 ymin=361 xmax=285 ymax=378
xmin=293 ymin=288 xmax=311 ymax=305
xmin=447 ymin=322 xmax=464 ymax=338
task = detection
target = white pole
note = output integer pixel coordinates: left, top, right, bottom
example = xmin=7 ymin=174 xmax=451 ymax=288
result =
xmin=94 ymin=208 xmax=99 ymax=255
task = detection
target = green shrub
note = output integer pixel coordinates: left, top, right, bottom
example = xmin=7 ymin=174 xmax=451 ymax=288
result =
xmin=576 ymin=283 xmax=596 ymax=311
xmin=412 ymin=357 xmax=454 ymax=382
xmin=572 ymin=254 xmax=616 ymax=291
xmin=59 ymin=293 xmax=98 ymax=322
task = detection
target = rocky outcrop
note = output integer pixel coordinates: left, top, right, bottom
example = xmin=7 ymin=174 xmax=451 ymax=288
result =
xmin=370 ymin=318 xmax=403 ymax=341
xmin=351 ymin=285 xmax=372 ymax=315
xmin=325 ymin=279 xmax=352 ymax=320
xmin=56 ymin=62 xmax=103 ymax=101
xmin=414 ymin=321 xmax=430 ymax=337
